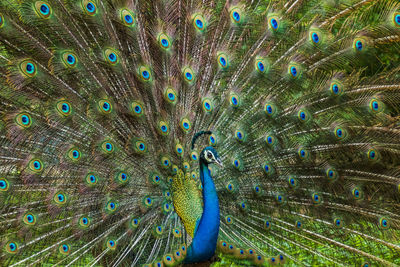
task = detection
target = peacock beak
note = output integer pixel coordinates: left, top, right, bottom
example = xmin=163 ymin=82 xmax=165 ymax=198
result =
xmin=215 ymin=158 xmax=223 ymax=167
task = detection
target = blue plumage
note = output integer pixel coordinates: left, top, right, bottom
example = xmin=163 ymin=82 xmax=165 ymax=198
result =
xmin=184 ymin=159 xmax=220 ymax=263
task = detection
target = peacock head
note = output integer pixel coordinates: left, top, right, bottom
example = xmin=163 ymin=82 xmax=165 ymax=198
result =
xmin=201 ymin=146 xmax=223 ymax=167
xmin=192 ymin=131 xmax=223 ymax=167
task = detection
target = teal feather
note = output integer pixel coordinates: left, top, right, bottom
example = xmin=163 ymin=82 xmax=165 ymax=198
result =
xmin=0 ymin=0 xmax=400 ymax=266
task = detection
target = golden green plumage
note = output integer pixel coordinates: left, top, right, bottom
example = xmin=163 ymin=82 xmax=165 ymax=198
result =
xmin=172 ymin=170 xmax=203 ymax=238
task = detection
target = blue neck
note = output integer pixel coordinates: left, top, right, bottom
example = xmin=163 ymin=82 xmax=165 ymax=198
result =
xmin=184 ymin=160 xmax=220 ymax=263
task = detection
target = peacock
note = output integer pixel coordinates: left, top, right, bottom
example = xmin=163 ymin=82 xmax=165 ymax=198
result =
xmin=1 ymin=0 xmax=400 ymax=266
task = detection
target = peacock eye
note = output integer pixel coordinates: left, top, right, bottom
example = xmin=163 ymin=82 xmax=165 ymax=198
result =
xmin=207 ymin=152 xmax=212 ymax=159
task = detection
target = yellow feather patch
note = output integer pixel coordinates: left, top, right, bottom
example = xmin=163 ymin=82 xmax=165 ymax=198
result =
xmin=172 ymin=170 xmax=203 ymax=238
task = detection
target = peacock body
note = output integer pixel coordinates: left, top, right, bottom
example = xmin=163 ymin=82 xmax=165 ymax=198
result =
xmin=1 ymin=0 xmax=400 ymax=266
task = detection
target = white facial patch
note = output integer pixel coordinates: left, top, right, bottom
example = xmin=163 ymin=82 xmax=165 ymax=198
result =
xmin=204 ymin=150 xmax=216 ymax=163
